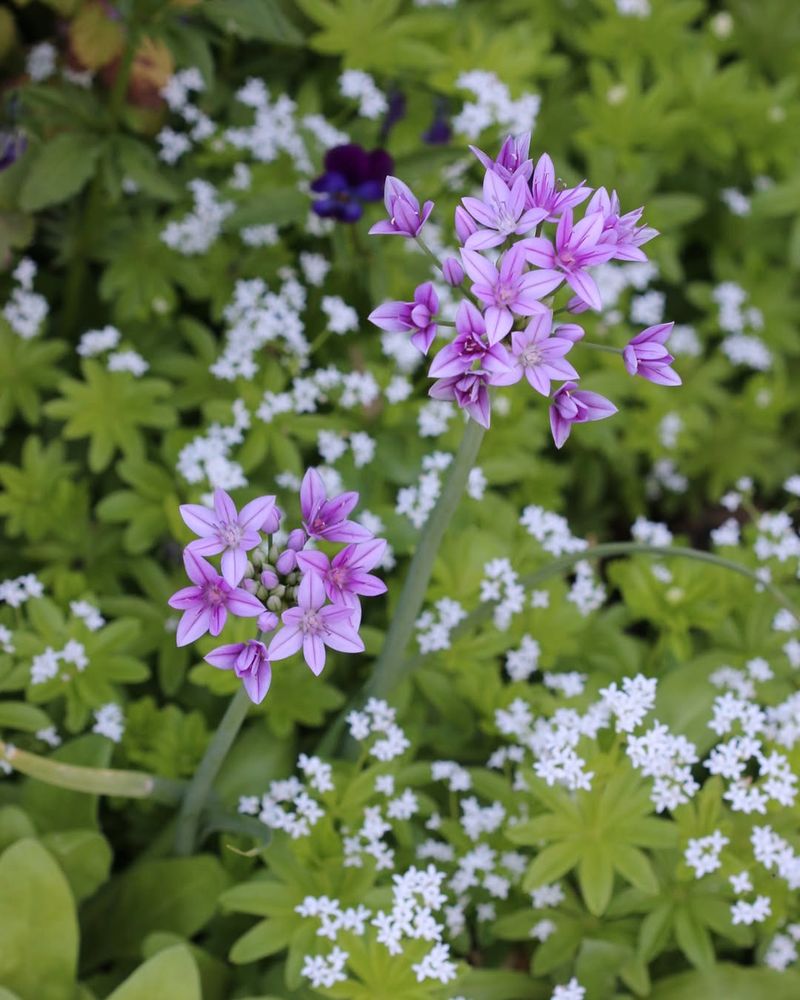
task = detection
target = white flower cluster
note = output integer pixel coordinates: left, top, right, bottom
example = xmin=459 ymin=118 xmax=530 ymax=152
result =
xmin=257 ymin=365 xmax=381 ymax=422
xmin=397 ymin=451 xmax=452 ymax=529
xmin=338 ymin=70 xmax=387 ymax=119
xmin=627 ymin=722 xmax=699 ymax=812
xmin=30 ymin=640 xmax=89 ymax=685
xmin=601 ymin=675 xmax=657 ymax=733
xmin=418 ymin=400 xmax=456 ymax=437
xmin=158 ymin=67 xmax=211 ymax=163
xmin=70 ymin=600 xmax=105 ymax=632
xmin=3 ymin=258 xmax=48 ymax=340
xmin=481 ymin=558 xmax=526 ymax=630
xmin=505 ymin=634 xmax=540 ymax=682
xmin=26 ymin=42 xmax=56 ymax=81
xmin=213 ymin=274 xmax=307 ymax=381
xmin=92 ymin=703 xmax=125 ymax=743
xmin=76 ymin=324 xmax=149 ymax=377
xmin=416 ymin=597 xmax=467 ymax=652
xmin=240 ymin=754 xmax=332 ymax=840
xmin=346 ymin=698 xmax=411 ymax=763
xmin=162 ymin=179 xmax=234 ymax=256
xmin=320 ymin=295 xmax=359 ymax=335
xmin=0 ymin=573 xmax=44 ymax=608
xmin=684 ymin=829 xmax=729 ymax=877
xmin=764 ymin=923 xmax=800 ymax=971
xmin=567 ymin=560 xmax=606 ymax=616
xmin=551 ymin=978 xmax=586 ymax=1000
xmin=712 ymin=282 xmax=772 ymax=371
xmin=177 ymin=399 xmax=250 ymax=491
xmin=453 ymin=71 xmax=540 ymax=139
xmin=631 ymin=516 xmax=673 ymax=547
xmin=754 ymin=511 xmax=800 ymax=564
xmin=520 ymin=505 xmax=587 ymax=556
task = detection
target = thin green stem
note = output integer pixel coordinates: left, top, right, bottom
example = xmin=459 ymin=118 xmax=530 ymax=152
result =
xmin=0 ymin=739 xmax=182 ymax=804
xmin=173 ymin=685 xmax=251 ymax=855
xmin=364 ymin=417 xmax=486 ymax=701
xmin=579 ymin=341 xmax=623 ymax=355
xmin=414 ymin=235 xmax=443 ymax=274
xmin=109 ymin=25 xmax=138 ymax=123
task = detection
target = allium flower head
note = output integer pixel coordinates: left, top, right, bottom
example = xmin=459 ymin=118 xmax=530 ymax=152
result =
xmin=311 ymin=144 xmax=393 ymax=223
xmin=549 ymin=382 xmax=618 ymax=448
xmin=205 ymin=639 xmax=271 ymax=704
xmin=369 ymin=176 xmax=434 ymax=237
xmin=300 ymin=469 xmax=372 ymax=543
xmin=623 ymin=323 xmax=681 ymax=386
xmin=180 ymin=488 xmax=277 ymax=586
xmin=168 ymin=549 xmax=264 ymax=646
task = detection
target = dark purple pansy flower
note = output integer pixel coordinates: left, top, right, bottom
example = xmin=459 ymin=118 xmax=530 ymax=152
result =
xmin=310 ymin=143 xmax=394 ymax=223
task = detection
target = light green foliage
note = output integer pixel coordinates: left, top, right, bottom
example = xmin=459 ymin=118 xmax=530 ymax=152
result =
xmin=0 ymin=0 xmax=799 ymax=997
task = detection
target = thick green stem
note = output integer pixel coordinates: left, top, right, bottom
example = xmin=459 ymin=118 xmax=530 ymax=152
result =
xmin=173 ymin=685 xmax=251 ymax=855
xmin=365 ymin=418 xmax=486 ymax=701
xmin=0 ymin=739 xmax=182 ymax=804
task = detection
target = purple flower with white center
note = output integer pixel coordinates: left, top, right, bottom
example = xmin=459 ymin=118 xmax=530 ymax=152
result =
xmin=205 ymin=639 xmax=272 ymax=704
xmin=461 ymin=171 xmax=547 ymax=250
xmin=461 ymin=245 xmax=562 ymax=344
xmin=428 ymin=301 xmax=503 ymax=377
xmin=623 ymin=323 xmax=681 ymax=386
xmin=368 ymin=282 xmax=439 ymax=354
xmin=296 ymin=538 xmax=387 ymax=607
xmin=300 ymin=469 xmax=372 ymax=543
xmin=507 ymin=311 xmax=580 ymax=396
xmin=168 ymin=550 xmax=265 ymax=646
xmin=549 ymin=382 xmax=618 ymax=449
xmin=429 ymin=345 xmax=517 ymax=428
xmin=522 ymin=208 xmax=616 ymax=312
xmin=267 ymin=573 xmax=364 ymax=676
xmin=528 ymin=153 xmax=592 ymax=221
xmin=586 ymin=187 xmax=658 ymax=262
xmin=310 ymin=144 xmax=393 ymax=223
xmin=180 ymin=488 xmax=276 ymax=587
xmin=369 ymin=176 xmax=434 ymax=237
xmin=470 ymin=131 xmax=533 ymax=184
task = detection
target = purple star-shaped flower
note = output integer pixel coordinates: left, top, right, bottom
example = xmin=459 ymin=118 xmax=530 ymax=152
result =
xmin=205 ymin=639 xmax=272 ymax=704
xmin=586 ymin=187 xmax=658 ymax=262
xmin=460 ymin=245 xmax=562 ymax=344
xmin=368 ymin=281 xmax=439 ymax=354
xmin=470 ymin=131 xmax=533 ymax=184
xmin=296 ymin=538 xmax=387 ymax=608
xmin=429 ymin=341 xmax=517 ymax=429
xmin=167 ymin=550 xmax=265 ymax=646
xmin=522 ymin=208 xmax=616 ymax=311
xmin=507 ymin=311 xmax=580 ymax=396
xmin=300 ymin=469 xmax=372 ymax=543
xmin=549 ymin=381 xmax=618 ymax=449
xmin=180 ymin=488 xmax=276 ymax=586
xmin=623 ymin=323 xmax=681 ymax=386
xmin=461 ymin=171 xmax=546 ymax=250
xmin=528 ymin=153 xmax=592 ymax=222
xmin=267 ymin=572 xmax=364 ymax=676
xmin=428 ymin=300 xmax=507 ymax=377
xmin=369 ymin=176 xmax=434 ymax=237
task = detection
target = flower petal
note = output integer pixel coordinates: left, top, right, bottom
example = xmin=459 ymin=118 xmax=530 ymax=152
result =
xmin=179 ymin=503 xmax=218 ymax=537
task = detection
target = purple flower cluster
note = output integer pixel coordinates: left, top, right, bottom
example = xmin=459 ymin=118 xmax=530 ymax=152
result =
xmin=368 ymin=133 xmax=680 ymax=447
xmin=168 ymin=473 xmax=386 ymax=703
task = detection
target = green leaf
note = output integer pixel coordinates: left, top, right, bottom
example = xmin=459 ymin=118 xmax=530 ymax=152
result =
xmin=106 ymin=945 xmax=201 ymax=1000
xmin=18 ymin=134 xmax=103 ymax=212
xmin=202 ymin=0 xmax=304 ymax=45
xmin=0 ymin=839 xmax=78 ymax=1000
xmin=229 ymin=918 xmax=294 ymax=963
xmin=674 ymin=905 xmax=714 ymax=970
xmin=578 ymin=846 xmax=615 ymax=916
xmin=612 ymin=844 xmax=659 ymax=895
xmin=650 ymin=965 xmax=800 ymax=1000
xmin=224 ymin=189 xmax=309 ymax=230
xmin=81 ymin=855 xmax=229 ymax=965
xmin=522 ymin=840 xmax=582 ymax=892
xmin=0 ymin=701 xmax=52 ymax=732
xmin=40 ymin=830 xmax=112 ymax=902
